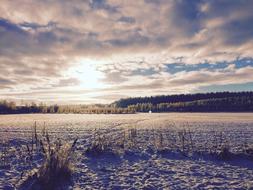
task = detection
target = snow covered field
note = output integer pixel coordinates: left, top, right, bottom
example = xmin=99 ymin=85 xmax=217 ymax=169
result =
xmin=1 ymin=113 xmax=253 ymax=189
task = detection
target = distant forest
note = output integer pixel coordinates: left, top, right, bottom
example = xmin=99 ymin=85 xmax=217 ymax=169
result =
xmin=113 ymin=92 xmax=253 ymax=112
xmin=1 ymin=92 xmax=253 ymax=114
xmin=0 ymin=101 xmax=135 ymax=114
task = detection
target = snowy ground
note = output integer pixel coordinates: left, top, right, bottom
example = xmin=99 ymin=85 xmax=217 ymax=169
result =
xmin=1 ymin=113 xmax=253 ymax=189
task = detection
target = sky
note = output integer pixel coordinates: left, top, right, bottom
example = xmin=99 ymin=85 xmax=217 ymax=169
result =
xmin=0 ymin=0 xmax=253 ymax=104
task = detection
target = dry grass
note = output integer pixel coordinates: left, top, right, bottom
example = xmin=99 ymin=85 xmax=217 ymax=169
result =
xmin=217 ymin=145 xmax=232 ymax=160
xmin=0 ymin=140 xmax=11 ymax=169
xmin=19 ymin=124 xmax=78 ymax=190
xmin=83 ymin=126 xmax=239 ymax=160
xmin=85 ymin=134 xmax=113 ymax=156
xmin=85 ymin=127 xmax=140 ymax=157
xmin=85 ymin=128 xmax=121 ymax=157
xmin=35 ymin=138 xmax=78 ymax=189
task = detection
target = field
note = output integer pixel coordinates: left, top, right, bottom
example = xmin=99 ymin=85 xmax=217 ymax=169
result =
xmin=1 ymin=113 xmax=253 ymax=189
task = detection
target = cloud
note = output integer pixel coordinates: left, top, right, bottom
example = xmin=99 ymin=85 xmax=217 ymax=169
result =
xmin=1 ymin=0 xmax=253 ymax=59
xmin=0 ymin=77 xmax=15 ymax=89
xmin=101 ymin=72 xmax=128 ymax=84
xmin=0 ymin=0 xmax=253 ymax=103
xmin=118 ymin=16 xmax=135 ymax=24
xmin=52 ymin=78 xmax=81 ymax=88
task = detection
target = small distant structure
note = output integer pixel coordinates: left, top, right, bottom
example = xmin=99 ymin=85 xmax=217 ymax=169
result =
xmin=149 ymin=110 xmax=152 ymax=114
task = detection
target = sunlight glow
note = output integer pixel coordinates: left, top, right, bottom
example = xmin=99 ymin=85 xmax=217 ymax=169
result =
xmin=71 ymin=58 xmax=105 ymax=89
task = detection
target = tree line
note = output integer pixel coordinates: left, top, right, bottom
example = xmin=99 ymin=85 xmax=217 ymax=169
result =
xmin=114 ymin=92 xmax=253 ymax=112
xmin=1 ymin=92 xmax=253 ymax=114
xmin=113 ymin=91 xmax=253 ymax=108
xmin=0 ymin=101 xmax=135 ymax=114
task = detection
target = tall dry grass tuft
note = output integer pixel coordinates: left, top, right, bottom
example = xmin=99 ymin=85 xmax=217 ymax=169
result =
xmin=85 ymin=129 xmax=114 ymax=156
xmin=85 ymin=128 xmax=128 ymax=157
xmin=0 ymin=139 xmax=11 ymax=169
xmin=218 ymin=145 xmax=231 ymax=160
xmin=19 ymin=123 xmax=78 ymax=190
xmin=127 ymin=128 xmax=138 ymax=148
xmin=36 ymin=138 xmax=78 ymax=189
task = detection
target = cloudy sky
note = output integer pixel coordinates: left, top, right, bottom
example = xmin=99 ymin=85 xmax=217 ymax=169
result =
xmin=1 ymin=0 xmax=253 ymax=104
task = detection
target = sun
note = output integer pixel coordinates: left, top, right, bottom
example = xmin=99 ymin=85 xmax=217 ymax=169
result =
xmin=70 ymin=58 xmax=105 ymax=89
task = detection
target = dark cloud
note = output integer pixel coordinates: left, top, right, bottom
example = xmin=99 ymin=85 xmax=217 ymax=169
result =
xmin=168 ymin=0 xmax=202 ymax=37
xmin=204 ymin=0 xmax=253 ymax=18
xmin=118 ymin=16 xmax=135 ymax=24
xmin=89 ymin=0 xmax=118 ymax=12
xmin=200 ymin=0 xmax=253 ymax=46
xmin=0 ymin=77 xmax=15 ymax=85
xmin=0 ymin=19 xmax=25 ymax=34
xmin=0 ymin=19 xmax=30 ymax=56
xmin=219 ymin=17 xmax=253 ymax=45
xmin=0 ymin=19 xmax=62 ymax=57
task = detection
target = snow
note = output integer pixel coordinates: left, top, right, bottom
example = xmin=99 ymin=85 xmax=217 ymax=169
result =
xmin=1 ymin=113 xmax=253 ymax=189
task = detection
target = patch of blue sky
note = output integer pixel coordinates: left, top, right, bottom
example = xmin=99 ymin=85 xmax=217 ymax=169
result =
xmin=130 ymin=68 xmax=157 ymax=76
xmin=165 ymin=62 xmax=228 ymax=74
xmin=234 ymin=58 xmax=253 ymax=68
xmin=165 ymin=58 xmax=253 ymax=74
xmin=198 ymin=82 xmax=253 ymax=93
